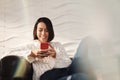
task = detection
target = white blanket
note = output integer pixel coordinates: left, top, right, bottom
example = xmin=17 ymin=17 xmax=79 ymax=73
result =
xmin=0 ymin=0 xmax=120 ymax=80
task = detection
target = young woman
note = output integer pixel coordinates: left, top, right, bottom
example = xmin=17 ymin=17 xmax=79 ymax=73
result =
xmin=27 ymin=17 xmax=71 ymax=80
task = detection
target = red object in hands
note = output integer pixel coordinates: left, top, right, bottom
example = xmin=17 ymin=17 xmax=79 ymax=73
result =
xmin=40 ymin=42 xmax=49 ymax=50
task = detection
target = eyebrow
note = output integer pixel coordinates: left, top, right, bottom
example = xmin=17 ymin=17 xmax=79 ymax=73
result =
xmin=38 ymin=28 xmax=48 ymax=30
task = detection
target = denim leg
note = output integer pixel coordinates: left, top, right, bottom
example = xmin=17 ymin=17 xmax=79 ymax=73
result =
xmin=68 ymin=37 xmax=98 ymax=80
xmin=68 ymin=38 xmax=89 ymax=74
xmin=71 ymin=73 xmax=88 ymax=80
xmin=40 ymin=68 xmax=68 ymax=80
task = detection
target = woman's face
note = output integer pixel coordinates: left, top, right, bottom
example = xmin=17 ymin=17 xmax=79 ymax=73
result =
xmin=37 ymin=22 xmax=49 ymax=42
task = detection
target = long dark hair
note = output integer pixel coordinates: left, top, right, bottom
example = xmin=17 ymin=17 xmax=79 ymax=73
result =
xmin=33 ymin=17 xmax=54 ymax=42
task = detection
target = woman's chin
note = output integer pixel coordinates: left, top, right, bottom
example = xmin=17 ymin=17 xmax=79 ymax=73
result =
xmin=38 ymin=39 xmax=47 ymax=42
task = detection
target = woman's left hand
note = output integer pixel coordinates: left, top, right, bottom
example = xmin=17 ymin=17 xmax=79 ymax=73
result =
xmin=47 ymin=44 xmax=56 ymax=58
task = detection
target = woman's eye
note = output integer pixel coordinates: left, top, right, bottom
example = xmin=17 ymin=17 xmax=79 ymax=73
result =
xmin=38 ymin=29 xmax=48 ymax=32
xmin=39 ymin=30 xmax=42 ymax=32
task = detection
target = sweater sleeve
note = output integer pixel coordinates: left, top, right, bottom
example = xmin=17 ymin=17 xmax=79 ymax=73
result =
xmin=52 ymin=42 xmax=72 ymax=68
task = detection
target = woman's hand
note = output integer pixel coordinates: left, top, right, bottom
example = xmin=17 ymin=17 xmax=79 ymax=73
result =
xmin=47 ymin=44 xmax=56 ymax=58
xmin=29 ymin=44 xmax=56 ymax=59
xmin=29 ymin=49 xmax=49 ymax=59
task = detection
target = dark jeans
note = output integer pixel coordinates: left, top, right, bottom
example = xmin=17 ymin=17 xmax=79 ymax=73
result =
xmin=0 ymin=55 xmax=33 ymax=80
xmin=40 ymin=68 xmax=68 ymax=80
xmin=58 ymin=73 xmax=88 ymax=80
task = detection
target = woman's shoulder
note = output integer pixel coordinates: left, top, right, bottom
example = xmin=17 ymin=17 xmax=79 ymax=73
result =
xmin=50 ymin=41 xmax=62 ymax=46
xmin=50 ymin=41 xmax=65 ymax=51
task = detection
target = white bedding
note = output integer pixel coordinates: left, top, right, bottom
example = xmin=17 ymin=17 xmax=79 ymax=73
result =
xmin=0 ymin=0 xmax=120 ymax=80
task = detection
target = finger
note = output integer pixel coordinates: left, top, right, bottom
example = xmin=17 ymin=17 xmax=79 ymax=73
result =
xmin=37 ymin=50 xmax=45 ymax=54
xmin=36 ymin=54 xmax=44 ymax=58
xmin=48 ymin=47 xmax=55 ymax=51
xmin=48 ymin=51 xmax=56 ymax=56
xmin=48 ymin=50 xmax=54 ymax=53
xmin=49 ymin=44 xmax=54 ymax=49
xmin=37 ymin=53 xmax=48 ymax=57
xmin=31 ymin=51 xmax=38 ymax=57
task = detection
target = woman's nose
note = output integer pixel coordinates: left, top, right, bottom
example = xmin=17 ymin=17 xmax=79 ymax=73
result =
xmin=41 ymin=30 xmax=45 ymax=35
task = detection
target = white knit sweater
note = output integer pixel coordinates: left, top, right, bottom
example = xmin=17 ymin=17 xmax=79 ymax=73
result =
xmin=1 ymin=40 xmax=72 ymax=80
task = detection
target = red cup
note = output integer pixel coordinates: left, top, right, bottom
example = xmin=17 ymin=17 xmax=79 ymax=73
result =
xmin=40 ymin=42 xmax=49 ymax=50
